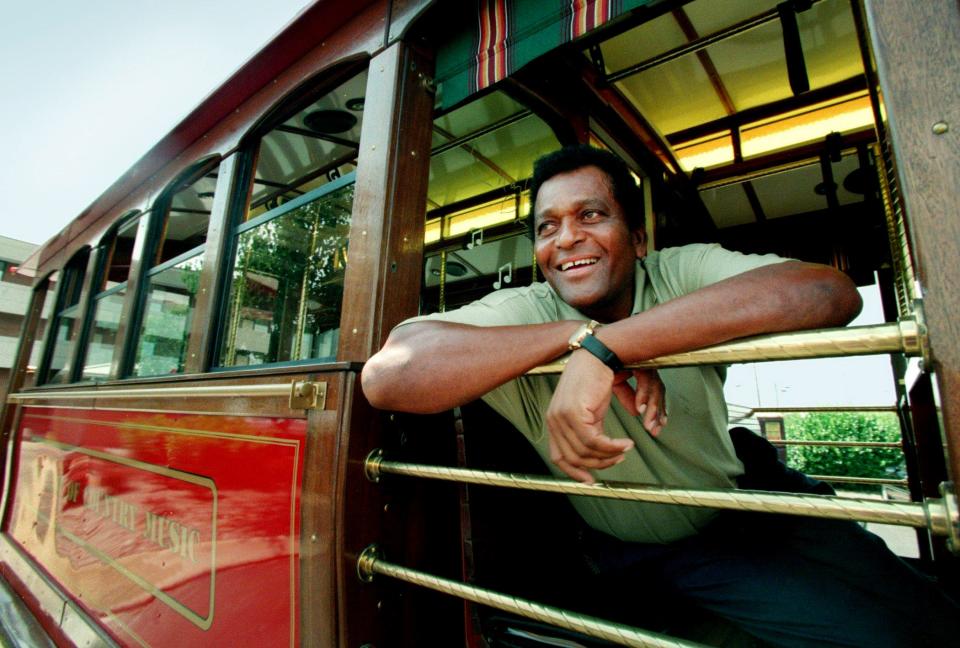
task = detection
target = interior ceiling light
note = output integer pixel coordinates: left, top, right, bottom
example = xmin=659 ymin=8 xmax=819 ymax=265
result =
xmin=346 ymin=97 xmax=365 ymax=111
xmin=304 ymin=109 xmax=357 ymax=134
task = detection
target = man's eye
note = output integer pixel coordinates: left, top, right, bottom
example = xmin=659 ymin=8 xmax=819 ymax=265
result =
xmin=537 ymin=222 xmax=557 ymax=236
xmin=582 ymin=210 xmax=602 ymax=220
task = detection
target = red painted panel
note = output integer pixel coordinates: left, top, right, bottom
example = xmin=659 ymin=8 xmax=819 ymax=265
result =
xmin=4 ymin=407 xmax=307 ymax=647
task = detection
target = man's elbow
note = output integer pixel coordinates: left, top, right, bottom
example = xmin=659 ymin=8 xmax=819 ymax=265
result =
xmin=812 ymin=265 xmax=862 ymax=326
xmin=359 ymin=357 xmax=392 ymax=410
xmin=360 ymin=349 xmax=449 ymax=414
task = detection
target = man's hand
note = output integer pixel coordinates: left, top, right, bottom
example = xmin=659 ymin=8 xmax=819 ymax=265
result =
xmin=545 ymin=351 xmax=666 ymax=483
xmin=613 ymin=368 xmax=667 ymax=435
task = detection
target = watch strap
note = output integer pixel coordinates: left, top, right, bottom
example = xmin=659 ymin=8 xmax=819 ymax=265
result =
xmin=578 ymin=334 xmax=624 ymax=373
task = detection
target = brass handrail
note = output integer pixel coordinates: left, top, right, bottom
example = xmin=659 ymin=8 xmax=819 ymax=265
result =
xmin=357 ymin=545 xmax=704 ymax=648
xmin=364 ymin=451 xmax=956 ymax=537
xmin=7 ymin=380 xmax=326 ymax=410
xmin=527 ymin=320 xmax=921 ymax=375
xmin=769 ymin=440 xmax=901 ymax=448
xmin=6 ymin=383 xmax=290 ymax=402
xmin=808 ymin=475 xmax=909 ymax=487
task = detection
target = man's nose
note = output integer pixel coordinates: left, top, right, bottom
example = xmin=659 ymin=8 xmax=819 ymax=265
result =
xmin=555 ymin=219 xmax=584 ymax=248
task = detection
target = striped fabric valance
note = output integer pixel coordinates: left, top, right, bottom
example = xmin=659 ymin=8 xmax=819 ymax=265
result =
xmin=435 ymin=0 xmax=660 ymax=110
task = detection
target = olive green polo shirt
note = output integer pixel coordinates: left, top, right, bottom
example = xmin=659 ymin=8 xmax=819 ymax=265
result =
xmin=403 ymin=243 xmax=787 ymax=543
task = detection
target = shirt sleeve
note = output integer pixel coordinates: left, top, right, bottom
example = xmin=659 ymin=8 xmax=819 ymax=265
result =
xmin=653 ymin=243 xmax=789 ymax=299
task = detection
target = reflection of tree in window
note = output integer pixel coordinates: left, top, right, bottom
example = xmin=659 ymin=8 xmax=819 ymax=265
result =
xmin=223 ymin=184 xmax=352 ymax=366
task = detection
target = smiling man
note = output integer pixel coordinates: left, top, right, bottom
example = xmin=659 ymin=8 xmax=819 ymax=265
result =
xmin=361 ymin=145 xmax=958 ymax=646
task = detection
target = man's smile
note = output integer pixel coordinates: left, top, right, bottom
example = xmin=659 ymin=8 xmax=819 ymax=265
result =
xmin=559 ymin=257 xmax=599 ymax=271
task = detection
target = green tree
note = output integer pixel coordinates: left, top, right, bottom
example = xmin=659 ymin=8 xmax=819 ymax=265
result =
xmin=783 ymin=412 xmax=905 ymax=491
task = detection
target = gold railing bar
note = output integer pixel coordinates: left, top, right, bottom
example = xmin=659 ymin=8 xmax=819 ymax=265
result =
xmin=769 ymin=440 xmax=901 ymax=448
xmin=744 ymin=405 xmax=897 ymax=413
xmin=809 ymin=475 xmax=909 ymax=487
xmin=527 ymin=321 xmax=921 ymax=375
xmin=356 ymin=545 xmax=704 ymax=648
xmin=6 ymin=383 xmax=292 ymax=403
xmin=365 ymin=454 xmax=953 ymax=536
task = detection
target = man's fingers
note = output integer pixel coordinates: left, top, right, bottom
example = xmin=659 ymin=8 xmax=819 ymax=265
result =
xmin=612 ymin=380 xmax=639 ymax=416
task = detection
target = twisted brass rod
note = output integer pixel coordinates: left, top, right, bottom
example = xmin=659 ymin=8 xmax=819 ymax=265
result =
xmin=808 ymin=475 xmax=908 ymax=487
xmin=357 ymin=545 xmax=704 ymax=648
xmin=365 ymin=452 xmax=952 ymax=536
xmin=769 ymin=440 xmax=901 ymax=448
xmin=527 ymin=321 xmax=921 ymax=375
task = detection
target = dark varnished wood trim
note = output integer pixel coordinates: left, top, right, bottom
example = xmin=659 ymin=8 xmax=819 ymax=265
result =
xmin=863 ymin=1 xmax=960 ymax=500
xmin=186 ymin=155 xmax=237 ymax=374
xmin=338 ymin=42 xmax=435 ymax=361
xmin=300 ymin=371 xmax=349 ymax=646
xmin=110 ymin=211 xmax=154 ymax=378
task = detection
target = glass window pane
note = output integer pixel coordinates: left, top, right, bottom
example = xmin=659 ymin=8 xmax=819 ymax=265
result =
xmin=80 ymin=289 xmax=125 ymax=381
xmin=245 ymin=71 xmax=366 ymax=223
xmin=157 ymin=171 xmax=216 ymax=266
xmin=220 ymin=183 xmax=353 ymax=367
xmin=41 ymin=250 xmax=88 ymax=385
xmin=132 ymin=255 xmax=203 ymax=377
xmin=45 ymin=304 xmax=80 ymax=384
xmin=103 ymin=217 xmax=140 ymax=291
xmin=22 ymin=272 xmax=58 ymax=388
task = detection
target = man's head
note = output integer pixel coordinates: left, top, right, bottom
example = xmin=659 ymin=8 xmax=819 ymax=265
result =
xmin=529 ymin=145 xmax=644 ymax=233
xmin=530 ymin=146 xmax=646 ymax=322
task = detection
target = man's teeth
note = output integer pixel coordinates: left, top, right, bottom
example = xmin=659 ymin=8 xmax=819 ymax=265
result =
xmin=560 ymin=258 xmax=598 ymax=271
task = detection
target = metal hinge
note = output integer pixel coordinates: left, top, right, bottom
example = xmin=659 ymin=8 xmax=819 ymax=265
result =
xmin=290 ymin=380 xmax=326 ymax=410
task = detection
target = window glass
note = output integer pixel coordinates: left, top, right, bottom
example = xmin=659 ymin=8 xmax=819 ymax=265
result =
xmin=81 ymin=215 xmax=140 ymax=381
xmin=81 ymin=289 xmax=125 ymax=381
xmin=133 ymin=255 xmax=203 ymax=376
xmin=244 ymin=71 xmax=365 ymax=223
xmin=103 ymin=216 xmax=140 ymax=290
xmin=221 ymin=182 xmax=353 ymax=366
xmin=218 ymin=69 xmax=365 ymax=368
xmin=131 ymin=162 xmax=216 ymax=376
xmin=157 ymin=173 xmax=216 ymax=266
xmin=21 ymin=272 xmax=57 ymax=388
xmin=424 ymin=91 xmax=558 ymax=314
xmin=43 ymin=251 xmax=88 ymax=384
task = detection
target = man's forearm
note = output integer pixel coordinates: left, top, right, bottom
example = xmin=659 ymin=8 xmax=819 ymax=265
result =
xmin=595 ymin=261 xmax=862 ymax=364
xmin=361 ymin=319 xmax=581 ymax=413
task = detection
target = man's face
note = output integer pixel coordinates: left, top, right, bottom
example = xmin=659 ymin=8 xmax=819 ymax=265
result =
xmin=533 ymin=165 xmax=646 ymax=322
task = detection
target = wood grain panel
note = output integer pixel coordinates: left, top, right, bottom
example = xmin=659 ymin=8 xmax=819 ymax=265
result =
xmin=300 ymin=371 xmax=348 ymax=647
xmin=864 ymin=1 xmax=960 ymax=499
xmin=186 ymin=154 xmax=238 ymax=374
xmin=338 ymin=42 xmax=435 ymax=361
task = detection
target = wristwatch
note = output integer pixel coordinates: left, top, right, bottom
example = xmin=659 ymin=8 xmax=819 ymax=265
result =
xmin=567 ymin=320 xmax=624 ymax=372
xmin=568 ymin=320 xmax=601 ymax=350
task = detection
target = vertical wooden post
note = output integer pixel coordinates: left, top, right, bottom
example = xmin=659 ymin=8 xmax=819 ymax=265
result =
xmin=863 ymin=1 xmax=960 ymax=500
xmin=186 ymin=154 xmax=239 ymax=373
xmin=338 ymin=41 xmax=435 ymax=362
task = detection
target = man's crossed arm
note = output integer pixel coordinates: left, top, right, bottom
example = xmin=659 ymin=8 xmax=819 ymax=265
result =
xmin=361 ymin=261 xmax=861 ymax=482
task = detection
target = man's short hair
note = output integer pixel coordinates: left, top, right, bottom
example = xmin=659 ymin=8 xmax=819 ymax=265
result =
xmin=528 ymin=145 xmax=644 ymax=232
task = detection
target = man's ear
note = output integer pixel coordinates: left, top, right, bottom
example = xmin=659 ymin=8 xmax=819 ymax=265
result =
xmin=633 ymin=229 xmax=647 ymax=258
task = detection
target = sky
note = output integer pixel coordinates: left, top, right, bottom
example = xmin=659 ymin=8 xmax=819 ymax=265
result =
xmin=0 ymin=0 xmax=312 ymax=247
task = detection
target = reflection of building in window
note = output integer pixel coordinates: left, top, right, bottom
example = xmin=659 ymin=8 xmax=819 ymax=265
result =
xmin=0 ymin=236 xmax=40 ymax=400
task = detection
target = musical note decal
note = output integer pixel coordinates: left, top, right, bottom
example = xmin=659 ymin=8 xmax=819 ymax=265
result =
xmin=467 ymin=229 xmax=483 ymax=249
xmin=493 ymin=263 xmax=512 ymax=289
